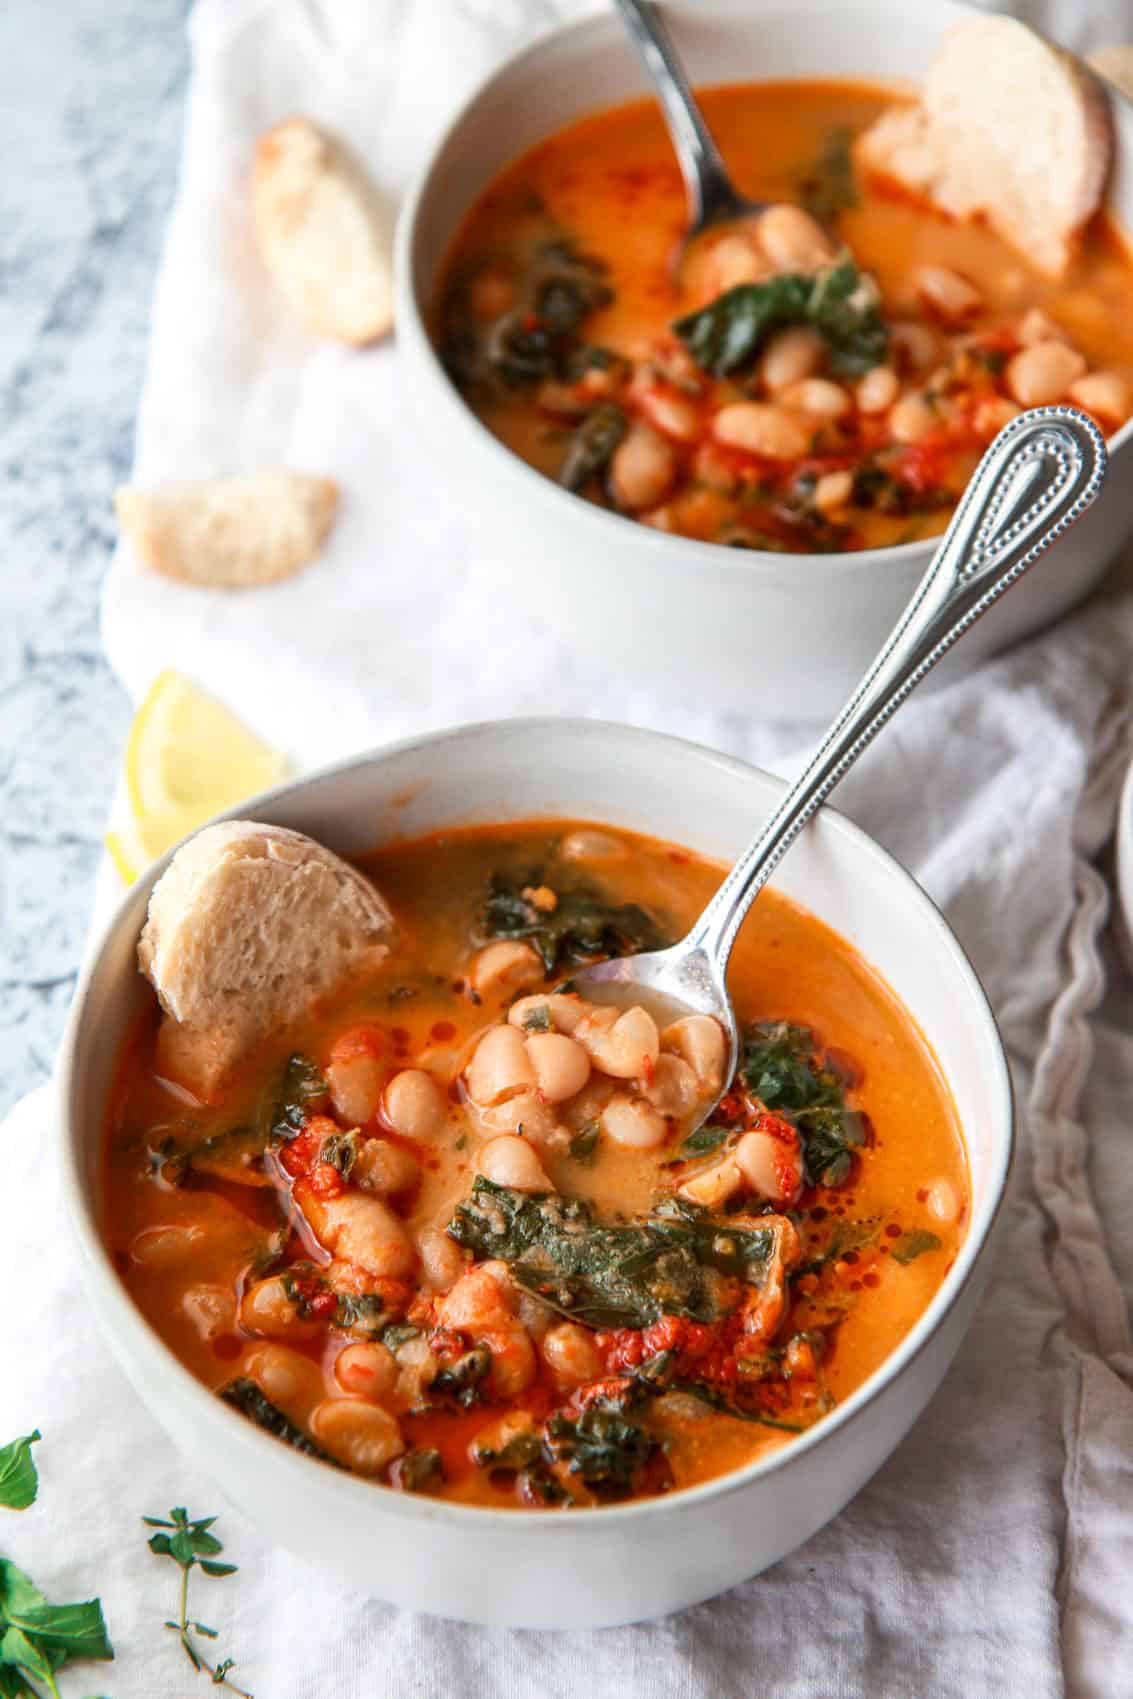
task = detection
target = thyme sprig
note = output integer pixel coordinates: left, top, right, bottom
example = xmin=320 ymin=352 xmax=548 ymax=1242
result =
xmin=144 ymin=1507 xmax=251 ymax=1696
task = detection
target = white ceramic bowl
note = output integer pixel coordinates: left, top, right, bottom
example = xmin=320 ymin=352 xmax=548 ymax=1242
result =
xmin=395 ymin=0 xmax=1133 ymax=721
xmin=60 ymin=720 xmax=1013 ymax=1629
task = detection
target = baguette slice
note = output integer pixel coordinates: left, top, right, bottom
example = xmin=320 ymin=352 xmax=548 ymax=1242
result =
xmin=115 ymin=470 xmax=338 ymax=589
xmin=252 ymin=116 xmax=395 ymax=345
xmin=1088 ymin=45 xmax=1133 ymax=103
xmin=855 ymin=17 xmax=1112 ymax=279
xmin=139 ymin=821 xmax=393 ymax=1098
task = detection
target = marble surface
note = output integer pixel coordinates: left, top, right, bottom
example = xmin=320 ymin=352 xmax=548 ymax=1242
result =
xmin=0 ymin=0 xmax=188 ymax=1113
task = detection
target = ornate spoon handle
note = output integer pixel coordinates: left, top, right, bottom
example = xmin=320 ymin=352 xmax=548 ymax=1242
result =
xmin=688 ymin=406 xmax=1107 ymax=972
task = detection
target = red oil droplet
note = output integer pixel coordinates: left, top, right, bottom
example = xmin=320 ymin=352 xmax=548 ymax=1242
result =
xmin=431 ymin=1020 xmax=457 ymax=1042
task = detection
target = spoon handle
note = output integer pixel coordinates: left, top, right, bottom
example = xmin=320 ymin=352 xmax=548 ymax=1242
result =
xmin=687 ymin=406 xmax=1107 ymax=972
xmin=611 ymin=0 xmax=738 ymax=226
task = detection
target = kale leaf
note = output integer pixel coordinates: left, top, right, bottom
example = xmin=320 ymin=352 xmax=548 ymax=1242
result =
xmin=741 ymin=1022 xmax=867 ymax=1187
xmin=798 ymin=124 xmax=858 ymax=225
xmin=266 ymin=1054 xmax=327 ymax=1144
xmin=447 ymin=1179 xmax=774 ymax=1331
xmin=558 ymin=402 xmax=627 ymax=493
xmin=673 ymin=258 xmax=887 ymax=378
xmin=475 ymin=873 xmax=668 ymax=974
xmin=891 ymin=1228 xmax=943 ymax=1266
xmin=219 ymin=1379 xmax=336 ymax=1464
xmin=543 ymin=1406 xmax=656 ymax=1490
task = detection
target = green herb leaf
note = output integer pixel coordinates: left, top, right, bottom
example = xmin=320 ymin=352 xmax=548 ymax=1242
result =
xmin=265 ymin=1054 xmax=327 ymax=1145
xmin=568 ymin=1122 xmax=601 ymax=1165
xmin=679 ymin=1124 xmax=730 ymax=1158
xmin=476 ymin=873 xmax=668 ymax=975
xmin=673 ymin=258 xmax=887 ymax=378
xmin=448 ymin=1179 xmax=776 ymax=1331
xmin=219 ymin=1379 xmax=335 ymax=1465
xmin=558 ymin=402 xmax=627 ymax=493
xmin=144 ymin=1506 xmax=249 ymax=1695
xmin=543 ymin=1406 xmax=656 ymax=1492
xmin=521 ymin=1005 xmax=552 ymax=1033
xmin=892 ymin=1228 xmax=943 ymax=1265
xmin=396 ymin=1450 xmax=445 ymax=1494
xmin=0 ymin=1432 xmax=40 ymax=1511
xmin=798 ymin=125 xmax=858 ymax=224
xmin=740 ymin=1022 xmax=867 ymax=1187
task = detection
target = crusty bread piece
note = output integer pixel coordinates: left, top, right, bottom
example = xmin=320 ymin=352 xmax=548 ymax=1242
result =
xmin=115 ymin=471 xmax=338 ymax=589
xmin=1088 ymin=45 xmax=1133 ymax=103
xmin=139 ymin=821 xmax=393 ymax=1098
xmin=251 ymin=116 xmax=395 ymax=345
xmin=855 ymin=17 xmax=1112 ymax=279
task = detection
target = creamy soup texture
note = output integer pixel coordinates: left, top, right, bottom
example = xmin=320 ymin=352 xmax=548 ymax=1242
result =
xmin=435 ymin=80 xmax=1133 ymax=553
xmin=103 ymin=822 xmax=967 ymax=1507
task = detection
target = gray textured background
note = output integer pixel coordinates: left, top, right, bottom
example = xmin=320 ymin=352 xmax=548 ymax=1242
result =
xmin=0 ymin=0 xmax=188 ymax=1112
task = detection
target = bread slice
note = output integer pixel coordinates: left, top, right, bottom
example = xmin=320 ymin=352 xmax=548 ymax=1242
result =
xmin=1088 ymin=45 xmax=1133 ymax=103
xmin=115 ymin=471 xmax=338 ymax=589
xmin=251 ymin=116 xmax=395 ymax=345
xmin=139 ymin=822 xmax=393 ymax=1098
xmin=855 ymin=17 xmax=1112 ymax=279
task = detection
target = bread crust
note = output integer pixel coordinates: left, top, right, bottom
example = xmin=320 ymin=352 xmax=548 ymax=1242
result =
xmin=251 ymin=116 xmax=395 ymax=346
xmin=139 ymin=821 xmax=393 ymax=1098
xmin=855 ymin=17 xmax=1112 ymax=279
xmin=115 ymin=471 xmax=338 ymax=589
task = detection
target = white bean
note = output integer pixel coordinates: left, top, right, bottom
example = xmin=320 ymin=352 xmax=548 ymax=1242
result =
xmin=778 ymin=377 xmax=851 ymax=420
xmin=662 ymin=1015 xmax=727 ymax=1092
xmin=525 ymin=1031 xmax=591 ymax=1102
xmin=130 ymin=1223 xmax=204 ymax=1268
xmin=508 ymin=992 xmax=587 ymax=1035
xmin=759 ymin=325 xmax=826 ymax=393
xmin=1017 ymin=307 xmax=1067 ymax=346
xmin=1006 ymin=342 xmax=1087 ymax=406
xmin=559 ymin=829 xmax=627 ymax=863
xmin=713 ymin=401 xmax=812 ymax=460
xmin=735 ymin=1128 xmax=803 ymax=1205
xmin=383 ymin=1068 xmax=446 ymax=1140
xmin=240 ymin=1275 xmax=318 ymax=1340
xmin=639 ymin=386 xmax=701 ymax=443
xmin=541 ymin=1323 xmax=603 ymax=1385
xmin=327 ymin=1052 xmax=384 ymax=1126
xmin=642 ymin=1053 xmax=700 ymax=1117
xmin=610 ymin=421 xmax=677 ymax=511
xmin=856 ymin=365 xmax=900 ymax=414
xmin=973 ymin=396 xmax=1021 ymax=440
xmin=353 ymin=1136 xmax=420 ymax=1196
xmin=601 ymin=1094 xmax=668 ymax=1149
xmin=415 ymin=1225 xmax=466 ymax=1292
xmin=915 ymin=265 xmax=982 ymax=321
xmin=889 ymin=321 xmax=940 ymax=372
xmin=705 ymin=230 xmax=768 ymax=292
xmin=477 ymin=1089 xmax=563 ymax=1145
xmin=248 ymin=1344 xmax=324 ymax=1410
xmin=579 ymin=1005 xmax=659 ymax=1080
xmin=334 ymin=1340 xmax=399 ymax=1401
xmin=1068 ymin=370 xmax=1133 ymax=422
xmin=466 ymin=1024 xmax=537 ymax=1106
xmin=814 ymin=469 xmax=854 ymax=515
xmin=758 ymin=203 xmax=834 ymax=273
xmin=306 ymin=1192 xmax=415 ymax=1280
xmin=925 ymin=1176 xmax=962 ymax=1224
xmin=438 ymin=1261 xmax=516 ymax=1332
xmin=679 ymin=1155 xmax=743 ymax=1208
xmin=478 ymin=1134 xmax=552 ymax=1193
xmin=888 ymin=393 xmax=937 ymax=444
xmin=470 ymin=940 xmax=544 ymax=997
xmin=311 ymin=1399 xmax=404 ymax=1475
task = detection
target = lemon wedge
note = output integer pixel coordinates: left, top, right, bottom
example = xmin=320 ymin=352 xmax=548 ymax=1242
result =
xmin=109 ymin=670 xmax=289 ymax=880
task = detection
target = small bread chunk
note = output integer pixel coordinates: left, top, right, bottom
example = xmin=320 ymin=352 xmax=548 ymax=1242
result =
xmin=855 ymin=17 xmax=1111 ymax=279
xmin=139 ymin=822 xmax=393 ymax=1098
xmin=1088 ymin=45 xmax=1133 ymax=103
xmin=115 ymin=471 xmax=338 ymax=589
xmin=251 ymin=116 xmax=395 ymax=345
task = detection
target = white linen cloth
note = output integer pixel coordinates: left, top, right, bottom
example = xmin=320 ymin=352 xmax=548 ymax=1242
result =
xmin=2 ymin=1 xmax=1133 ymax=1694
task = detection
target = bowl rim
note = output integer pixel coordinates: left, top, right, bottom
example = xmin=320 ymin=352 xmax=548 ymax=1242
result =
xmin=392 ymin=0 xmax=1133 ymax=583
xmin=58 ymin=716 xmax=1015 ymax=1533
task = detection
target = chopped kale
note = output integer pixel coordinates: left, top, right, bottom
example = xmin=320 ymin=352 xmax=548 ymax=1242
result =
xmin=448 ymin=1179 xmax=774 ymax=1331
xmin=522 ymin=1005 xmax=553 ymax=1033
xmin=319 ymin=1127 xmax=362 ymax=1180
xmin=680 ymin=1123 xmax=732 ymax=1158
xmin=381 ymin=1323 xmax=422 ymax=1351
xmin=568 ymin=1121 xmax=601 ymax=1165
xmin=396 ymin=1449 xmax=445 ymax=1494
xmin=543 ymin=1404 xmax=657 ymax=1491
xmin=475 ymin=872 xmax=668 ymax=974
xmin=673 ymin=258 xmax=887 ymax=378
xmin=332 ymin=1291 xmax=390 ymax=1335
xmin=558 ymin=402 xmax=627 ymax=493
xmin=219 ymin=1378 xmax=335 ymax=1464
xmin=432 ymin=1345 xmax=492 ymax=1408
xmin=891 ymin=1228 xmax=943 ymax=1266
xmin=265 ymin=1054 xmax=327 ymax=1144
xmin=798 ymin=125 xmax=858 ymax=225
xmin=741 ymin=1022 xmax=867 ymax=1187
xmin=470 ymin=1426 xmax=543 ymax=1473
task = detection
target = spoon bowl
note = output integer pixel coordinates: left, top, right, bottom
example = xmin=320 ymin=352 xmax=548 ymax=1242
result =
xmin=568 ymin=406 xmax=1106 ymax=1132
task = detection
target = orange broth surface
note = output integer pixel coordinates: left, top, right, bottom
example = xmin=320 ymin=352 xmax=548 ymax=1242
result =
xmin=102 ymin=821 xmax=967 ymax=1508
xmin=434 ymin=79 xmax=1133 ymax=552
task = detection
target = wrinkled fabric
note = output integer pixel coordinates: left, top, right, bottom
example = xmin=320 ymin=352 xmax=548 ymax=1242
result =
xmin=3 ymin=1 xmax=1132 ymax=1695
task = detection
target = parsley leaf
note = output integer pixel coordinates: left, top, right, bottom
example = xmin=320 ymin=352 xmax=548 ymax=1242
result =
xmin=0 ymin=1436 xmax=39 ymax=1513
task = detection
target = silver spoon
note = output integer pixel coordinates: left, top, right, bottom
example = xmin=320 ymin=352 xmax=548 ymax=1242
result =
xmin=612 ymin=0 xmax=767 ymax=266
xmin=568 ymin=407 xmax=1106 ymax=1131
